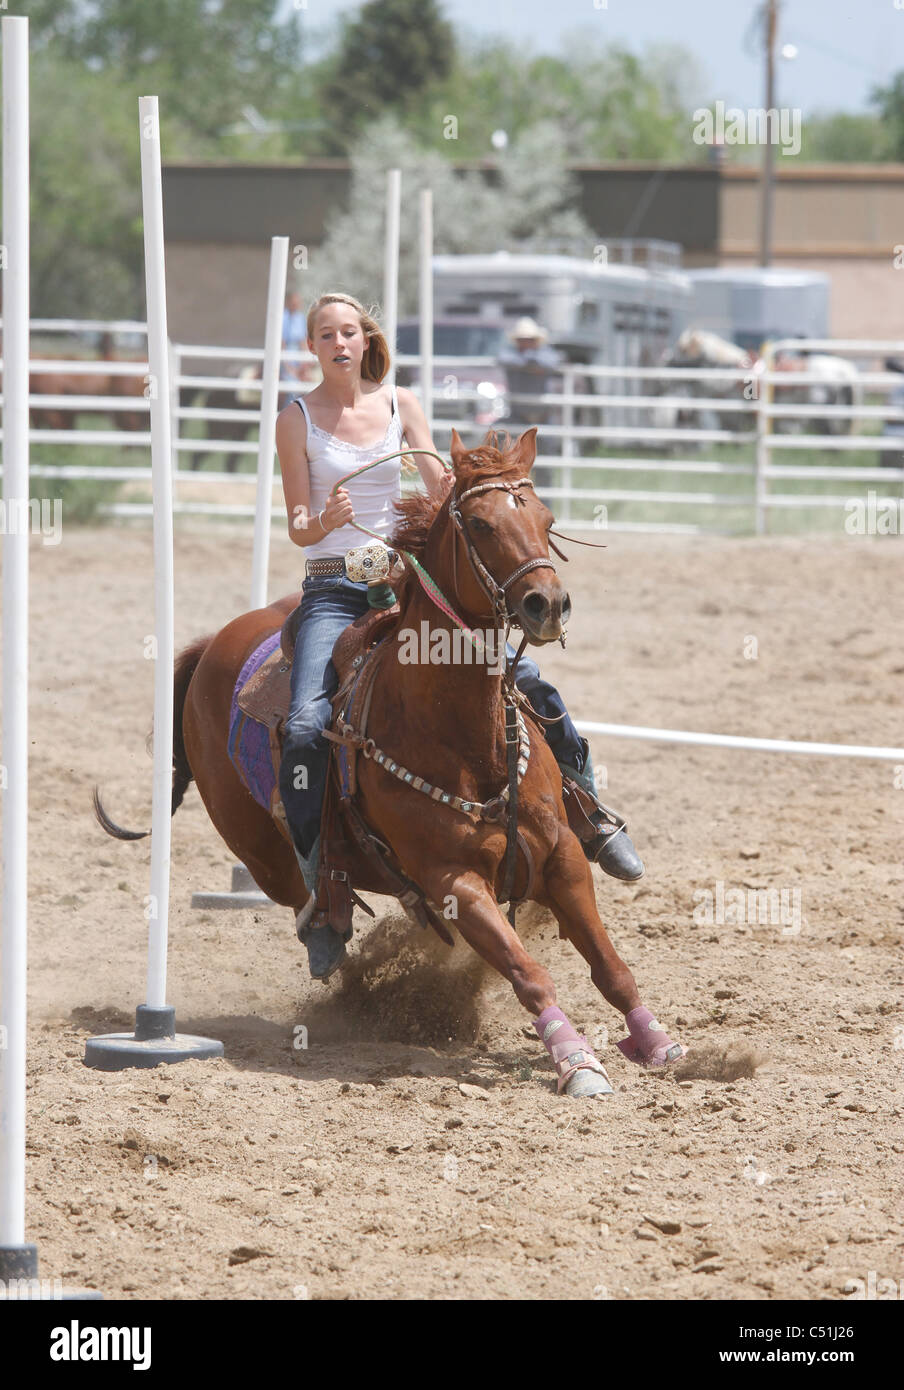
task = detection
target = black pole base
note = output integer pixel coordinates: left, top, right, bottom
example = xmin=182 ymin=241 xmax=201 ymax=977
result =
xmin=83 ymin=1003 xmax=223 ymax=1072
xmin=0 ymin=1245 xmax=103 ymax=1300
xmin=0 ymin=1244 xmax=37 ymax=1280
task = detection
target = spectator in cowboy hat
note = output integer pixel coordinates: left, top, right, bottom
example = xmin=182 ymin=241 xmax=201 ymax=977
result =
xmin=498 ymin=316 xmax=563 ymax=427
xmin=498 ymin=317 xmax=563 ymax=489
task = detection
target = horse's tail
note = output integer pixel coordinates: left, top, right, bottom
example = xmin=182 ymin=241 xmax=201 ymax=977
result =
xmin=93 ymin=633 xmax=213 ymax=841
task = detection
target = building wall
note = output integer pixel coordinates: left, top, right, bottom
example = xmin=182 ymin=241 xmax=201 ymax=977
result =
xmin=720 ymin=165 xmax=904 ymax=260
xmin=161 ymin=162 xmax=904 ymax=346
xmin=167 ymin=243 xmax=273 ymax=347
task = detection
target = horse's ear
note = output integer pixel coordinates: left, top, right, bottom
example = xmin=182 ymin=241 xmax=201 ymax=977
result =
xmin=448 ymin=428 xmax=468 ymax=470
xmin=514 ymin=426 xmax=539 ymax=472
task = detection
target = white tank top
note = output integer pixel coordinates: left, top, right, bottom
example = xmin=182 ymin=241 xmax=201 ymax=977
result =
xmin=295 ymin=384 xmax=404 ymax=560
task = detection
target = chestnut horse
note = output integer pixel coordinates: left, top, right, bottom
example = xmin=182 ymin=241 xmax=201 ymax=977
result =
xmin=28 ymin=356 xmax=147 ymax=432
xmin=95 ymin=427 xmax=686 ymax=1096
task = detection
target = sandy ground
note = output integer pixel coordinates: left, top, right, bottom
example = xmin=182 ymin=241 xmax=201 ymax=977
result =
xmin=2 ymin=520 xmax=902 ymax=1301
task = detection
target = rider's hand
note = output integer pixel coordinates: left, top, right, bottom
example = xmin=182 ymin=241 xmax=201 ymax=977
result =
xmin=321 ymin=487 xmax=354 ymax=532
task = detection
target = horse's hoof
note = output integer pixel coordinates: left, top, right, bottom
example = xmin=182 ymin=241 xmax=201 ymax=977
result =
xmin=304 ymin=924 xmax=349 ymax=981
xmin=564 ymin=1066 xmax=614 ymax=1098
xmin=617 ymin=1037 xmax=687 ymax=1068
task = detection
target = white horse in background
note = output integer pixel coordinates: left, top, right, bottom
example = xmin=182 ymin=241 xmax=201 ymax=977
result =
xmin=655 ymin=328 xmax=861 ymax=436
xmin=653 ymin=329 xmax=755 ymax=433
xmin=781 ymin=351 xmax=861 ymax=435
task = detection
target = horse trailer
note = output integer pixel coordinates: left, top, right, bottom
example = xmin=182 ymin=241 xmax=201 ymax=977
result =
xmin=685 ymin=268 xmax=830 ymax=352
xmin=431 ymin=250 xmax=692 ymax=370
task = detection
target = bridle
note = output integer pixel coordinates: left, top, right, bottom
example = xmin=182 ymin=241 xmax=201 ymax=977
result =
xmin=326 ymin=445 xmax=599 ymax=677
xmin=448 ymin=475 xmax=558 ymax=638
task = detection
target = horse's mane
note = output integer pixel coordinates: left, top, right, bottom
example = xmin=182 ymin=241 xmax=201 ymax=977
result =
xmin=388 ymin=432 xmax=527 ymax=608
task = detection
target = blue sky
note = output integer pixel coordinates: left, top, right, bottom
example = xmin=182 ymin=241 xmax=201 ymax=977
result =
xmin=296 ymin=0 xmax=903 ymax=115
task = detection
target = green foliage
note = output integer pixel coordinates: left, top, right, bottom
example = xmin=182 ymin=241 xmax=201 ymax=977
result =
xmin=871 ymin=72 xmax=904 ymax=160
xmin=798 ymin=112 xmax=891 ymax=163
xmin=408 ymin=33 xmax=708 ymax=162
xmin=28 ymin=50 xmax=144 ymax=317
xmin=319 ymin=0 xmax=456 ymax=151
xmin=308 ymin=117 xmax=598 ymax=314
xmin=25 ymin=0 xmax=304 ymax=143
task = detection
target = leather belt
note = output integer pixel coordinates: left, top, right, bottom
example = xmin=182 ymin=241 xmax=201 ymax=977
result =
xmin=305 ymin=556 xmax=346 ymax=578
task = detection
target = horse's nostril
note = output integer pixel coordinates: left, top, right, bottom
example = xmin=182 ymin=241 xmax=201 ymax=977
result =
xmin=521 ymin=590 xmax=549 ymax=621
xmin=561 ymin=593 xmax=572 ymax=624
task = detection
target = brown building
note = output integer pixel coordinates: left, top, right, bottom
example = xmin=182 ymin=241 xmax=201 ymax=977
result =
xmin=162 ymin=161 xmax=904 ymax=346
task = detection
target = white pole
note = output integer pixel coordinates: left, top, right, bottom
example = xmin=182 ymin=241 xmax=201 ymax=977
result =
xmin=418 ymin=189 xmax=433 ymax=437
xmin=250 ymin=236 xmax=288 ymax=612
xmin=0 ymin=13 xmax=30 ymax=1254
xmin=138 ymin=96 xmax=174 ymax=1012
xmin=755 ymin=352 xmax=769 ymax=536
xmin=576 ymin=720 xmax=904 ymax=762
xmin=383 ymin=168 xmax=401 ymax=387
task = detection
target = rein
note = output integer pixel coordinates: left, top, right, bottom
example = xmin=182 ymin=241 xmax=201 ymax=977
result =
xmin=326 ymin=448 xmax=601 ymax=655
xmin=329 ymin=449 xmax=493 ymax=658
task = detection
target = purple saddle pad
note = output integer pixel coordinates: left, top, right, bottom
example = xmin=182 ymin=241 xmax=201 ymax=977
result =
xmin=227 ymin=630 xmax=282 ymax=811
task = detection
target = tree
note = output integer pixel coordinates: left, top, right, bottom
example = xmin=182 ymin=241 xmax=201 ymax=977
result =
xmin=306 ymin=118 xmax=597 ymax=316
xmin=798 ymin=112 xmax=889 ymax=163
xmin=24 ymin=0 xmax=305 ymax=144
xmin=319 ymin=0 xmax=456 ymax=151
xmin=28 ymin=51 xmax=144 ymax=318
xmin=404 ymin=31 xmax=709 ymax=163
xmin=871 ymin=73 xmax=904 ymax=160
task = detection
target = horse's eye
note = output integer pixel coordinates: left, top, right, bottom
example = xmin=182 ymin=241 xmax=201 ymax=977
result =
xmin=471 ymin=517 xmax=492 ymax=533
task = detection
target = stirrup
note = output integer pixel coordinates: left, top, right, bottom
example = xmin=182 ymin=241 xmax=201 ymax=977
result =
xmin=558 ymin=746 xmax=645 ymax=881
xmin=300 ymin=914 xmax=352 ymax=981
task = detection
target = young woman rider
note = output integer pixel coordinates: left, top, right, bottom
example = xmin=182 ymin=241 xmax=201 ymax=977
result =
xmin=276 ymin=292 xmax=643 ymax=980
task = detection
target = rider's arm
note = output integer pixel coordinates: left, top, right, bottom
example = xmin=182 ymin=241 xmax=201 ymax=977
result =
xmin=276 ymin=402 xmax=352 ymax=547
xmin=397 ymin=387 xmax=449 ymax=500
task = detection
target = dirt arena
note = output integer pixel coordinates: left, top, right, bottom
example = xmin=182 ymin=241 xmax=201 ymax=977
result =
xmin=5 ymin=520 xmax=903 ymax=1301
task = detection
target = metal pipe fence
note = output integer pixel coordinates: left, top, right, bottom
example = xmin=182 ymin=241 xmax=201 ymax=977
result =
xmin=2 ymin=321 xmax=903 ymax=536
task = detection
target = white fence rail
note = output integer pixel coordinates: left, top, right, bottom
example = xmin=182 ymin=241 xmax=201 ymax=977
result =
xmin=2 ymin=320 xmax=903 ymax=535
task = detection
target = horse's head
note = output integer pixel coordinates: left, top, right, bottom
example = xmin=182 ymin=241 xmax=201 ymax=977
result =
xmin=439 ymin=427 xmax=571 ymax=644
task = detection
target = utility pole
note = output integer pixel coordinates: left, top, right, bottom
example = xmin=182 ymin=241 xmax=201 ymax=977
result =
xmin=759 ymin=0 xmax=779 ymax=266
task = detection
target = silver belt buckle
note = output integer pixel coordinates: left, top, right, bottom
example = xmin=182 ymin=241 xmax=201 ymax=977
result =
xmin=344 ymin=541 xmax=396 ymax=585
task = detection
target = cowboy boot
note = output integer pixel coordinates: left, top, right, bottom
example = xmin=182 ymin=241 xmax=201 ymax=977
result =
xmin=557 ymin=739 xmax=645 ymax=882
xmin=292 ymin=834 xmax=351 ymax=981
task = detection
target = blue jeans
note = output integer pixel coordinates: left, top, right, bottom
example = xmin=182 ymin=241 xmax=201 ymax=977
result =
xmin=278 ymin=575 xmax=586 ymax=861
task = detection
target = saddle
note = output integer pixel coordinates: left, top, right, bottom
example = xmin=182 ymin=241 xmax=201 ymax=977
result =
xmin=233 ymin=600 xmax=454 ymax=945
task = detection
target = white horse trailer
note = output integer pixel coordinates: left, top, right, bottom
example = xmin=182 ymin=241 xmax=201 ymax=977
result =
xmin=686 ymin=268 xmax=830 ymax=353
xmin=431 ymin=251 xmax=692 ymax=436
xmin=432 ymin=251 xmax=692 ymax=369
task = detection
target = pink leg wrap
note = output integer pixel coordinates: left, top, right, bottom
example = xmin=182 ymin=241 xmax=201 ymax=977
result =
xmin=617 ymin=1005 xmax=686 ymax=1068
xmin=533 ymin=1006 xmax=611 ymax=1094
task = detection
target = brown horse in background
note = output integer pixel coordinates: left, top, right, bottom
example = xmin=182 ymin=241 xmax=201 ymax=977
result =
xmin=29 ymin=332 xmax=147 ymax=433
xmin=95 ymin=427 xmax=686 ymax=1096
